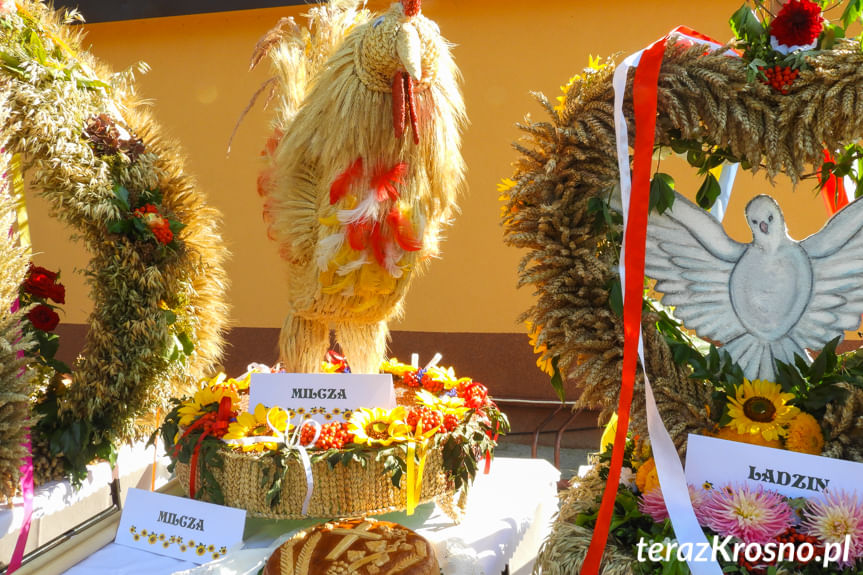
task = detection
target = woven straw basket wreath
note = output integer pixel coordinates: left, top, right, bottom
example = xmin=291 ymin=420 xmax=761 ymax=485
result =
xmin=500 ymin=37 xmax=863 ymax=573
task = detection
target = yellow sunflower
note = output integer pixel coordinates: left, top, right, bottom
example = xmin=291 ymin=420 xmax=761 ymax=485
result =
xmin=716 ymin=425 xmax=783 ymax=449
xmin=177 ymin=386 xmax=239 ymax=427
xmin=223 ymin=404 xmax=289 ymax=452
xmin=415 ymin=389 xmax=468 ymax=418
xmin=348 ymin=407 xmax=411 ymax=447
xmin=726 ymin=379 xmax=799 ymax=441
xmin=526 ymin=321 xmax=555 ymax=377
xmin=784 ymin=412 xmax=824 ymax=455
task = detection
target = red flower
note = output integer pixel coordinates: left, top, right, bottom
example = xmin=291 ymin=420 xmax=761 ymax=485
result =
xmin=769 ymin=0 xmax=823 ymax=49
xmin=28 ymin=304 xmax=60 ymax=332
xmin=23 ymin=265 xmax=65 ymax=304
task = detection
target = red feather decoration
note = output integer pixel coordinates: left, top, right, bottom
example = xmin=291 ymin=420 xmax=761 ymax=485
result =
xmin=387 ymin=207 xmax=422 ymax=252
xmin=369 ymin=222 xmax=387 ymax=266
xmin=346 ymin=220 xmax=371 ymax=251
xmin=330 ymin=157 xmax=364 ymax=205
xmin=372 ymin=163 xmax=408 ymax=202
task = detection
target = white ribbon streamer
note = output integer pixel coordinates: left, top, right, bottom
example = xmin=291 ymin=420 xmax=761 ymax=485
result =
xmin=222 ymin=410 xmax=321 ymax=515
xmin=613 ymin=28 xmax=737 ymax=575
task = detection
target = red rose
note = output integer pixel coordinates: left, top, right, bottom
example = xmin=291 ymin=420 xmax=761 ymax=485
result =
xmin=23 ymin=265 xmax=65 ymax=304
xmin=769 ymin=0 xmax=823 ymax=49
xmin=28 ymin=304 xmax=60 ymax=332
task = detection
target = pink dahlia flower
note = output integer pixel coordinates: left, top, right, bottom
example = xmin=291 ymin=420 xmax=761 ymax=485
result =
xmin=802 ymin=489 xmax=863 ymax=568
xmin=638 ymin=485 xmax=709 ymax=525
xmin=700 ymin=484 xmax=795 ymax=543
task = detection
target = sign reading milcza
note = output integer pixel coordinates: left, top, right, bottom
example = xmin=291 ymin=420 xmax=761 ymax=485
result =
xmin=684 ymin=434 xmax=863 ymax=498
xmin=115 ymin=488 xmax=246 ymax=564
xmin=249 ymin=373 xmax=396 ymax=422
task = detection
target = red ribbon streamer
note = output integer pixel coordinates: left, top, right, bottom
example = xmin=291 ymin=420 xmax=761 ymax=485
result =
xmin=176 ymin=396 xmax=234 ymax=499
xmin=580 ymin=36 xmax=668 ymax=575
xmin=820 ymin=149 xmax=848 ymax=215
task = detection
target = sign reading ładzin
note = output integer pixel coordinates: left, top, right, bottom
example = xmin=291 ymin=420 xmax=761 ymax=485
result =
xmin=684 ymin=434 xmax=862 ymax=498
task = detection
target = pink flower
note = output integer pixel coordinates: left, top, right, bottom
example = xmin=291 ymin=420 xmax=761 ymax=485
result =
xmin=802 ymin=489 xmax=863 ymax=568
xmin=700 ymin=484 xmax=794 ymax=543
xmin=638 ymin=485 xmax=709 ymax=524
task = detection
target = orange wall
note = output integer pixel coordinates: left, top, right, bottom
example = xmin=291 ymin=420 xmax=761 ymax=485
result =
xmin=26 ymin=0 xmax=833 ymax=335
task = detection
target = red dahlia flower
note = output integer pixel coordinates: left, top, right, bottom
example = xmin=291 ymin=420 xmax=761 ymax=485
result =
xmin=28 ymin=303 xmax=60 ymax=332
xmin=769 ymin=0 xmax=823 ymax=52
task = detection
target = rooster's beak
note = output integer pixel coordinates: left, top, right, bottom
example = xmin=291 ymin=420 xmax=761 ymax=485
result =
xmin=396 ymin=22 xmax=422 ymax=83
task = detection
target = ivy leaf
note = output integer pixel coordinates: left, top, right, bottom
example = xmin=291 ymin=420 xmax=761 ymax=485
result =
xmin=549 ymin=356 xmax=565 ymax=403
xmin=168 ymin=220 xmax=186 ymax=234
xmin=113 ymin=184 xmax=130 ymax=211
xmin=841 ymin=0 xmax=863 ymax=30
xmin=729 ymin=4 xmax=765 ymax=43
xmin=107 ymin=219 xmax=131 ymax=234
xmin=649 ymin=172 xmax=676 ymax=215
xmin=47 ymin=358 xmax=72 ymax=374
xmin=695 ymin=173 xmax=721 ymax=210
xmin=163 ymin=309 xmax=177 ymax=325
xmin=177 ymin=331 xmax=195 ymax=356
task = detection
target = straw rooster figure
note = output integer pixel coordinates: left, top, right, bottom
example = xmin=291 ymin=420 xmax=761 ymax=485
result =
xmin=256 ymin=0 xmax=466 ymax=373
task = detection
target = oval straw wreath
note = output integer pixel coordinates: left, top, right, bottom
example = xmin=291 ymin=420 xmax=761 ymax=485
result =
xmin=501 ymin=3 xmax=863 ymax=573
xmin=0 ymin=0 xmax=228 ymax=493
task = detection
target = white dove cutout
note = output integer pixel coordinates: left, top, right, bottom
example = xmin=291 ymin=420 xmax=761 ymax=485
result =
xmin=645 ymin=193 xmax=863 ymax=381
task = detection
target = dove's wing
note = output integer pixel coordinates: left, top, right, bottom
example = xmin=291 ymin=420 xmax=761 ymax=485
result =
xmin=793 ymin=197 xmax=863 ymax=349
xmin=645 ymin=193 xmax=748 ymax=344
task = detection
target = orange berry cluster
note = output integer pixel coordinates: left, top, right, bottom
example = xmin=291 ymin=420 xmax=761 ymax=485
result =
xmin=299 ymin=421 xmax=353 ymax=450
xmin=407 ymin=406 xmax=443 ymax=433
xmin=776 ymin=527 xmax=822 ymax=564
xmin=442 ymin=413 xmax=460 ymax=432
xmin=402 ymin=370 xmax=423 ymax=388
xmin=402 ymin=369 xmax=445 ymax=394
xmin=759 ymin=65 xmax=799 ymax=95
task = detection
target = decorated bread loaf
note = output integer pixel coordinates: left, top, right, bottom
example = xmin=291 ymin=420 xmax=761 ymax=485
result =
xmin=263 ymin=518 xmax=438 ymax=575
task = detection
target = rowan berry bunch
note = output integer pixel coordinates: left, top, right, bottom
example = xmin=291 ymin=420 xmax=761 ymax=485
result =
xmin=299 ymin=421 xmax=354 ymax=449
xmin=759 ymin=65 xmax=799 ymax=95
xmin=402 ymin=369 xmax=424 ymax=388
xmin=406 ymin=406 xmax=443 ymax=433
xmin=442 ymin=413 xmax=460 ymax=432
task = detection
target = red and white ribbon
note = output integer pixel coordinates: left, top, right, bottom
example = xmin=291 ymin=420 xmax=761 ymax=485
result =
xmin=582 ymin=27 xmax=735 ymax=575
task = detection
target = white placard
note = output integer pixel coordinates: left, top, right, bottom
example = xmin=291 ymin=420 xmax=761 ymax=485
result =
xmin=249 ymin=372 xmax=396 ymax=422
xmin=684 ymin=433 xmax=863 ymax=498
xmin=115 ymin=488 xmax=246 ymax=564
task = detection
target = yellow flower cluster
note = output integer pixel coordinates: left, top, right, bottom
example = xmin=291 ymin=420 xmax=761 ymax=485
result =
xmin=719 ymin=379 xmax=823 ymax=455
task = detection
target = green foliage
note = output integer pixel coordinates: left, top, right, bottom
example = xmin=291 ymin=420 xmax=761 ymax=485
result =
xmin=774 ymin=336 xmax=859 ymax=418
xmin=818 ymin=143 xmax=863 ymax=199
xmin=649 ymin=173 xmax=676 ymax=215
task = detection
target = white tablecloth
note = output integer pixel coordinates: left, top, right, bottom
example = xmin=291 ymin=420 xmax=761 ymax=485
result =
xmin=62 ymin=457 xmax=560 ymax=575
